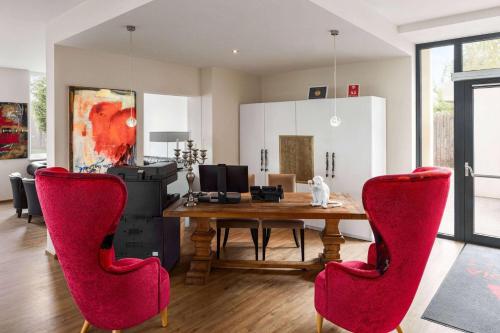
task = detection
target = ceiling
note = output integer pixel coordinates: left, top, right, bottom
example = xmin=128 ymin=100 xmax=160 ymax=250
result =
xmin=0 ymin=0 xmax=86 ymax=71
xmin=363 ymin=0 xmax=500 ymax=25
xmin=0 ymin=0 xmax=86 ymax=22
xmin=59 ymin=0 xmax=407 ymax=75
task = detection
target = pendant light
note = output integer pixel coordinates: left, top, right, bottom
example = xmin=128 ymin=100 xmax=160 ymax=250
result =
xmin=126 ymin=25 xmax=137 ymax=128
xmin=329 ymin=29 xmax=341 ymax=127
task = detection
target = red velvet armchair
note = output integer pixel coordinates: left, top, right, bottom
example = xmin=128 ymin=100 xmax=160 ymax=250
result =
xmin=315 ymin=167 xmax=451 ymax=333
xmin=36 ymin=168 xmax=170 ymax=333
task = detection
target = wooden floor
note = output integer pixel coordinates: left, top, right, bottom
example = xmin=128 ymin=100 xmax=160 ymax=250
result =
xmin=0 ymin=201 xmax=463 ymax=333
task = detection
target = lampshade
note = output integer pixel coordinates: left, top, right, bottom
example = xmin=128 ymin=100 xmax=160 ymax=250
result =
xmin=149 ymin=131 xmax=190 ymax=143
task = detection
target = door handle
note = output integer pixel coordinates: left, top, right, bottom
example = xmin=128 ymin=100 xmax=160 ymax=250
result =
xmin=465 ymin=162 xmax=474 ymax=177
xmin=326 ymin=152 xmax=329 ymax=177
xmin=331 ymin=152 xmax=335 ymax=178
xmin=264 ymin=149 xmax=269 ymax=172
xmin=260 ymin=149 xmax=264 ymax=171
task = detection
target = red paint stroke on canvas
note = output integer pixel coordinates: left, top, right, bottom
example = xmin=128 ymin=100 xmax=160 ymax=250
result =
xmin=89 ymin=101 xmax=136 ymax=164
xmin=487 ymin=284 xmax=500 ymax=300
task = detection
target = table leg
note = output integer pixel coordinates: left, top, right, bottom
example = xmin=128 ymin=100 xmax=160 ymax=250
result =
xmin=320 ymin=219 xmax=345 ymax=263
xmin=186 ymin=217 xmax=216 ymax=285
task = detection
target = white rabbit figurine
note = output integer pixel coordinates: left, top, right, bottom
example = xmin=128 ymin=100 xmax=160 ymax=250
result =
xmin=308 ymin=176 xmax=343 ymax=209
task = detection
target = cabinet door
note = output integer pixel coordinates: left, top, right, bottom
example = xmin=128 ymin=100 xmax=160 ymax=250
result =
xmin=264 ymin=101 xmax=296 ymax=182
xmin=296 ymin=99 xmax=334 ymax=192
xmin=240 ymin=103 xmax=266 ymax=186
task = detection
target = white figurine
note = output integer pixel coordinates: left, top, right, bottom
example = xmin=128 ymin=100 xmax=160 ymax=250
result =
xmin=308 ymin=176 xmax=342 ymax=209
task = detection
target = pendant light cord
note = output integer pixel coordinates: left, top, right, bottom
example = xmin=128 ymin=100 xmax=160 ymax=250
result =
xmin=127 ymin=25 xmax=135 ymax=120
xmin=332 ymin=30 xmax=337 ymax=117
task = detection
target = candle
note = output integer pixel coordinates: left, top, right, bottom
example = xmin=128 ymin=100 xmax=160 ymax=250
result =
xmin=176 ymin=138 xmax=179 ymax=149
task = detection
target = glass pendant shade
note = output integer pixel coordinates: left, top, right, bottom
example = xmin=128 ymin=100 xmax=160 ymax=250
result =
xmin=329 ymin=115 xmax=341 ymax=127
xmin=126 ymin=117 xmax=137 ymax=128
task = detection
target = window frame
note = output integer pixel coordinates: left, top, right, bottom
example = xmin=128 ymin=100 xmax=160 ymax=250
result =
xmin=416 ymin=32 xmax=500 ymax=241
xmin=28 ymin=72 xmax=47 ymax=161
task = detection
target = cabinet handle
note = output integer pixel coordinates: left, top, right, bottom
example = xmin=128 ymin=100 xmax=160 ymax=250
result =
xmin=325 ymin=152 xmax=329 ymax=177
xmin=331 ymin=152 xmax=335 ymax=178
xmin=260 ymin=149 xmax=264 ymax=171
xmin=264 ymin=149 xmax=269 ymax=172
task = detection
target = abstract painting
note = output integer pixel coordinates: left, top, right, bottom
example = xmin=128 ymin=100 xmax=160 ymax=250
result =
xmin=69 ymin=87 xmax=136 ymax=173
xmin=0 ymin=102 xmax=28 ymax=160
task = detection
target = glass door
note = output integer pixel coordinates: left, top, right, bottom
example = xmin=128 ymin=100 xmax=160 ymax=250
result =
xmin=463 ymin=78 xmax=500 ymax=247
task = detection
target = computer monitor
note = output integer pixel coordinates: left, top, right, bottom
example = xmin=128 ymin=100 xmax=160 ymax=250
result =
xmin=199 ymin=164 xmax=249 ymax=194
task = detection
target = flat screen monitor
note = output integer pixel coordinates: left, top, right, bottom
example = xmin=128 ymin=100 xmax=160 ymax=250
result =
xmin=199 ymin=165 xmax=248 ymax=193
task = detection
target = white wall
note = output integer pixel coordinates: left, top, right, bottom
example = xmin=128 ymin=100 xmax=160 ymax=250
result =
xmin=143 ymin=94 xmax=188 ymax=157
xmin=0 ymin=67 xmax=30 ymax=201
xmin=208 ymin=67 xmax=261 ymax=164
xmin=261 ymin=56 xmax=415 ymax=174
xmin=52 ymin=45 xmax=200 ymax=168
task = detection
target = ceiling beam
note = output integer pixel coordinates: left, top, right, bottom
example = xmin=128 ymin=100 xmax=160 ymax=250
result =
xmin=307 ymin=0 xmax=414 ymax=55
xmin=398 ymin=6 xmax=500 ymax=33
xmin=47 ymin=0 xmax=155 ymax=44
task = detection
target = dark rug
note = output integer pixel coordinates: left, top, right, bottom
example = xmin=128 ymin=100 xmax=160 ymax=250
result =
xmin=422 ymin=244 xmax=500 ymax=332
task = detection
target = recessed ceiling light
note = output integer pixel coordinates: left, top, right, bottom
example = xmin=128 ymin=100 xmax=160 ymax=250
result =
xmin=232 ymin=49 xmax=239 ymax=54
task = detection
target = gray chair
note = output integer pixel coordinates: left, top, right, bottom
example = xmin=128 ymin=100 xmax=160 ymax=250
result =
xmin=22 ymin=178 xmax=43 ymax=223
xmin=26 ymin=160 xmax=47 ymax=177
xmin=216 ymin=174 xmax=259 ymax=260
xmin=9 ymin=172 xmax=27 ymax=218
xmin=262 ymin=174 xmax=305 ymax=261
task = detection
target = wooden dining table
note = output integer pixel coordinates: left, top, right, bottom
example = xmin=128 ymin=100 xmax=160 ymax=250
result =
xmin=163 ymin=192 xmax=367 ymax=285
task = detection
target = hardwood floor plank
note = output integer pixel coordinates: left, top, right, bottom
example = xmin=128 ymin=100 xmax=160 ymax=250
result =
xmin=0 ymin=202 xmax=462 ymax=332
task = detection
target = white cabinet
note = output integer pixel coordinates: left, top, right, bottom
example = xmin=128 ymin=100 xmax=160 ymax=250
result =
xmin=295 ymin=97 xmax=386 ymax=240
xmin=240 ymin=97 xmax=386 ymax=241
xmin=240 ymin=103 xmax=266 ymax=185
xmin=240 ymin=101 xmax=295 ymax=186
xmin=264 ymin=102 xmax=296 ymax=176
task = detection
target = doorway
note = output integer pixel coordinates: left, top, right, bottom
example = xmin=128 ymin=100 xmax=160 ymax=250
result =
xmin=459 ymin=78 xmax=500 ymax=247
xmin=417 ymin=32 xmax=500 ymax=244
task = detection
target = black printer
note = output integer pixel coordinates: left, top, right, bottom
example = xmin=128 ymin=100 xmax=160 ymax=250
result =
xmin=107 ymin=162 xmax=181 ymax=271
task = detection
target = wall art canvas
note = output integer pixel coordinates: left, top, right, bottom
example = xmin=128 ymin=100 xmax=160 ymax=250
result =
xmin=279 ymin=135 xmax=314 ymax=184
xmin=69 ymin=87 xmax=136 ymax=173
xmin=0 ymin=102 xmax=28 ymax=160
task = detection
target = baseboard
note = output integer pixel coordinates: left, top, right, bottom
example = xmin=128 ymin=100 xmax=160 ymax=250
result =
xmin=45 ymin=250 xmax=58 ymax=260
xmin=0 ymin=199 xmax=13 ymax=203
xmin=305 ymin=225 xmax=373 ymax=242
xmin=306 ymin=225 xmax=323 ymax=232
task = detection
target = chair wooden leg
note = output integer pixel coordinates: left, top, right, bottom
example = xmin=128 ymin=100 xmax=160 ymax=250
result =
xmin=316 ymin=312 xmax=323 ymax=333
xmin=80 ymin=320 xmax=90 ymax=333
xmin=223 ymin=228 xmax=230 ymax=248
xmin=292 ymin=229 xmax=300 ymax=247
xmin=160 ymin=307 xmax=168 ymax=327
xmin=250 ymin=228 xmax=259 ymax=260
xmin=216 ymin=227 xmax=221 ymax=259
xmin=396 ymin=325 xmax=403 ymax=333
xmin=262 ymin=228 xmax=267 ymax=261
xmin=300 ymin=228 xmax=305 ymax=261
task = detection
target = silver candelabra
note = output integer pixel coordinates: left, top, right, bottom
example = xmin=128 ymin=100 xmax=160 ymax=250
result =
xmin=174 ymin=139 xmax=207 ymax=207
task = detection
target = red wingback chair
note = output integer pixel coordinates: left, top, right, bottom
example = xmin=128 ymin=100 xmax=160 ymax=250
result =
xmin=315 ymin=167 xmax=451 ymax=333
xmin=36 ymin=168 xmax=170 ymax=333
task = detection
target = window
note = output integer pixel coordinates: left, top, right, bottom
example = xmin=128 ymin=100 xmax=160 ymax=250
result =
xmin=417 ymin=32 xmax=500 ymax=240
xmin=463 ymin=38 xmax=500 ymax=71
xmin=143 ymin=93 xmax=188 ymax=158
xmin=29 ymin=73 xmax=47 ymax=160
xmin=418 ymin=45 xmax=455 ymax=235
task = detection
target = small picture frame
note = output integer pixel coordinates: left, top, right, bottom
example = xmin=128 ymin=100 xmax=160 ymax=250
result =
xmin=308 ymin=86 xmax=328 ymax=99
xmin=347 ymin=84 xmax=360 ymax=97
